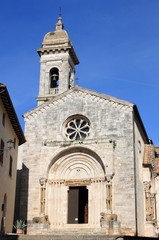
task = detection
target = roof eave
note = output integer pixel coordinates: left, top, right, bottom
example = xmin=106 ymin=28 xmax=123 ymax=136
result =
xmin=133 ymin=104 xmax=149 ymax=144
xmin=0 ymin=84 xmax=26 ymax=145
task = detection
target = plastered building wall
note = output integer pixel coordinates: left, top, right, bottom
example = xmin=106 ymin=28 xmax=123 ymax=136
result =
xmin=0 ymin=99 xmax=19 ymax=233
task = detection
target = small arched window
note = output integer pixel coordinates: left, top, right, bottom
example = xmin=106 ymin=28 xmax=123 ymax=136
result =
xmin=3 ymin=194 xmax=7 ymax=216
xmin=50 ymin=68 xmax=59 ymax=89
xmin=68 ymin=71 xmax=71 ymax=89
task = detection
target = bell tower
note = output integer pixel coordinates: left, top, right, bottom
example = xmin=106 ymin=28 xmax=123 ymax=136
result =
xmin=36 ymin=17 xmax=79 ymax=106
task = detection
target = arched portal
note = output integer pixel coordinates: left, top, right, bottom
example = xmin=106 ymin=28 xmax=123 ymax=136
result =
xmin=47 ymin=147 xmax=106 ymax=230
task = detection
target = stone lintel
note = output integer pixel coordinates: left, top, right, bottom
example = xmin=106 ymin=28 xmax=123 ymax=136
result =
xmin=65 ymin=179 xmax=91 ymax=186
xmin=48 ymin=178 xmax=105 ymax=186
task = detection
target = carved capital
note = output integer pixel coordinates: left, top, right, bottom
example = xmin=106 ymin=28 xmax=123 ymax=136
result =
xmin=143 ymin=181 xmax=151 ymax=192
xmin=105 ymin=173 xmax=114 ymax=184
xmin=39 ymin=177 xmax=47 ymax=187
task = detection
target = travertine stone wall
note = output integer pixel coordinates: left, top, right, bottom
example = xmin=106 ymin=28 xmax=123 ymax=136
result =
xmin=20 ymin=89 xmax=137 ymax=235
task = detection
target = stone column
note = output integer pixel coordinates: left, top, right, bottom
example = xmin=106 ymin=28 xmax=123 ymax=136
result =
xmin=100 ymin=174 xmax=121 ymax=235
xmin=106 ymin=178 xmax=112 ymax=212
xmin=39 ymin=177 xmax=47 ymax=215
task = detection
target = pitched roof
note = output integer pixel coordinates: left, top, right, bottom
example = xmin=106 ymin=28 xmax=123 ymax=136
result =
xmin=0 ymin=84 xmax=25 ymax=145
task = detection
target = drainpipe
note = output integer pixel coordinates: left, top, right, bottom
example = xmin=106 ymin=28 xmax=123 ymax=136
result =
xmin=132 ymin=110 xmax=138 ymax=236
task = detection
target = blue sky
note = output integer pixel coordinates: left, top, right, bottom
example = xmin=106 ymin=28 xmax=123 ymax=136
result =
xmin=0 ymin=0 xmax=159 ymax=145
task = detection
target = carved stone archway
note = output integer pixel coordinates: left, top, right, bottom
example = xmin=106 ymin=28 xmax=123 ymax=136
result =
xmin=47 ymin=147 xmax=106 ymax=230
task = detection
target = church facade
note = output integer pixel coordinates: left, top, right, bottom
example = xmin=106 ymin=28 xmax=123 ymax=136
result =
xmin=19 ymin=17 xmax=159 ymax=237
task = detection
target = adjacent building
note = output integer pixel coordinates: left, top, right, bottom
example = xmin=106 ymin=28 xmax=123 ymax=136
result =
xmin=18 ymin=17 xmax=159 ymax=237
xmin=0 ymin=84 xmax=25 ymax=234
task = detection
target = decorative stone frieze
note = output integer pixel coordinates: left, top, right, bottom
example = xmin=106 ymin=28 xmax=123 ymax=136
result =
xmin=43 ymin=138 xmax=115 ymax=147
xmin=48 ymin=180 xmax=65 ymax=184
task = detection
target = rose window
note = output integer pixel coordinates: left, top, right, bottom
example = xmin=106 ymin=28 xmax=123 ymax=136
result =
xmin=65 ymin=117 xmax=90 ymax=140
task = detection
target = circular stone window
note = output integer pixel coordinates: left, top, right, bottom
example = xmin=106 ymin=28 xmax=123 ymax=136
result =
xmin=65 ymin=116 xmax=90 ymax=141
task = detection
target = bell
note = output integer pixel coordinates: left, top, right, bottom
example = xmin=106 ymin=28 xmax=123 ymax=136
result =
xmin=52 ymin=74 xmax=58 ymax=81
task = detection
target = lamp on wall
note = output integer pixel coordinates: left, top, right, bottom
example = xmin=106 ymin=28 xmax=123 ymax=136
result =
xmin=0 ymin=139 xmax=15 ymax=157
xmin=7 ymin=139 xmax=15 ymax=150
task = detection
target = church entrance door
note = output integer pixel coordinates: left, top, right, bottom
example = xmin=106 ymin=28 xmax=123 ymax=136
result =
xmin=47 ymin=148 xmax=106 ymax=229
xmin=67 ymin=186 xmax=88 ymax=224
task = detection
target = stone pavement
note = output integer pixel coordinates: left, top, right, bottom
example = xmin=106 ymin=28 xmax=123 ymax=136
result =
xmin=0 ymin=235 xmax=158 ymax=240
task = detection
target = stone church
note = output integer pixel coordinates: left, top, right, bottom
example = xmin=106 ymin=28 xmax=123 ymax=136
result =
xmin=18 ymin=17 xmax=159 ymax=237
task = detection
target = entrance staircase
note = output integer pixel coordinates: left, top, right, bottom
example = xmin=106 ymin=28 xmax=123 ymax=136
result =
xmin=0 ymin=235 xmax=121 ymax=240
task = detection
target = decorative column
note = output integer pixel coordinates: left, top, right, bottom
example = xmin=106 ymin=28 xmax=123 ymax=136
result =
xmin=39 ymin=177 xmax=47 ymax=215
xmin=106 ymin=174 xmax=113 ymax=212
xmin=29 ymin=178 xmax=49 ymax=234
xmin=100 ymin=174 xmax=121 ymax=235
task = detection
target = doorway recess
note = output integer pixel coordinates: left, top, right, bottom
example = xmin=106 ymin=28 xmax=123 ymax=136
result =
xmin=68 ymin=186 xmax=88 ymax=224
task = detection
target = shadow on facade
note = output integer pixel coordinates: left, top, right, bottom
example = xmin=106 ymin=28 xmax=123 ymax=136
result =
xmin=1 ymin=235 xmax=19 ymax=240
xmin=14 ymin=164 xmax=29 ymax=229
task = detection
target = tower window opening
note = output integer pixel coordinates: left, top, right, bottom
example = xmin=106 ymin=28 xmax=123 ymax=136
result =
xmin=68 ymin=71 xmax=71 ymax=89
xmin=50 ymin=68 xmax=59 ymax=89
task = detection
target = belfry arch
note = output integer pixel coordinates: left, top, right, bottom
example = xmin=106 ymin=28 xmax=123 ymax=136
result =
xmin=46 ymin=147 xmax=106 ymax=230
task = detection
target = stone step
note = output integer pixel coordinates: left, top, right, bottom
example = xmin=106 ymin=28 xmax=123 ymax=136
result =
xmin=2 ymin=235 xmax=159 ymax=240
xmin=0 ymin=234 xmax=119 ymax=240
xmin=2 ymin=234 xmax=159 ymax=240
xmin=47 ymin=229 xmax=105 ymax=235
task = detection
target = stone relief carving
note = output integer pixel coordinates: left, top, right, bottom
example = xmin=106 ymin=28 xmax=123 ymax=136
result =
xmin=144 ymin=181 xmax=156 ymax=222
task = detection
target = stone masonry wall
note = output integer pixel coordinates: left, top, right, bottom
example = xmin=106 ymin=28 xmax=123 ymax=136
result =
xmin=20 ymin=90 xmax=136 ymax=235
